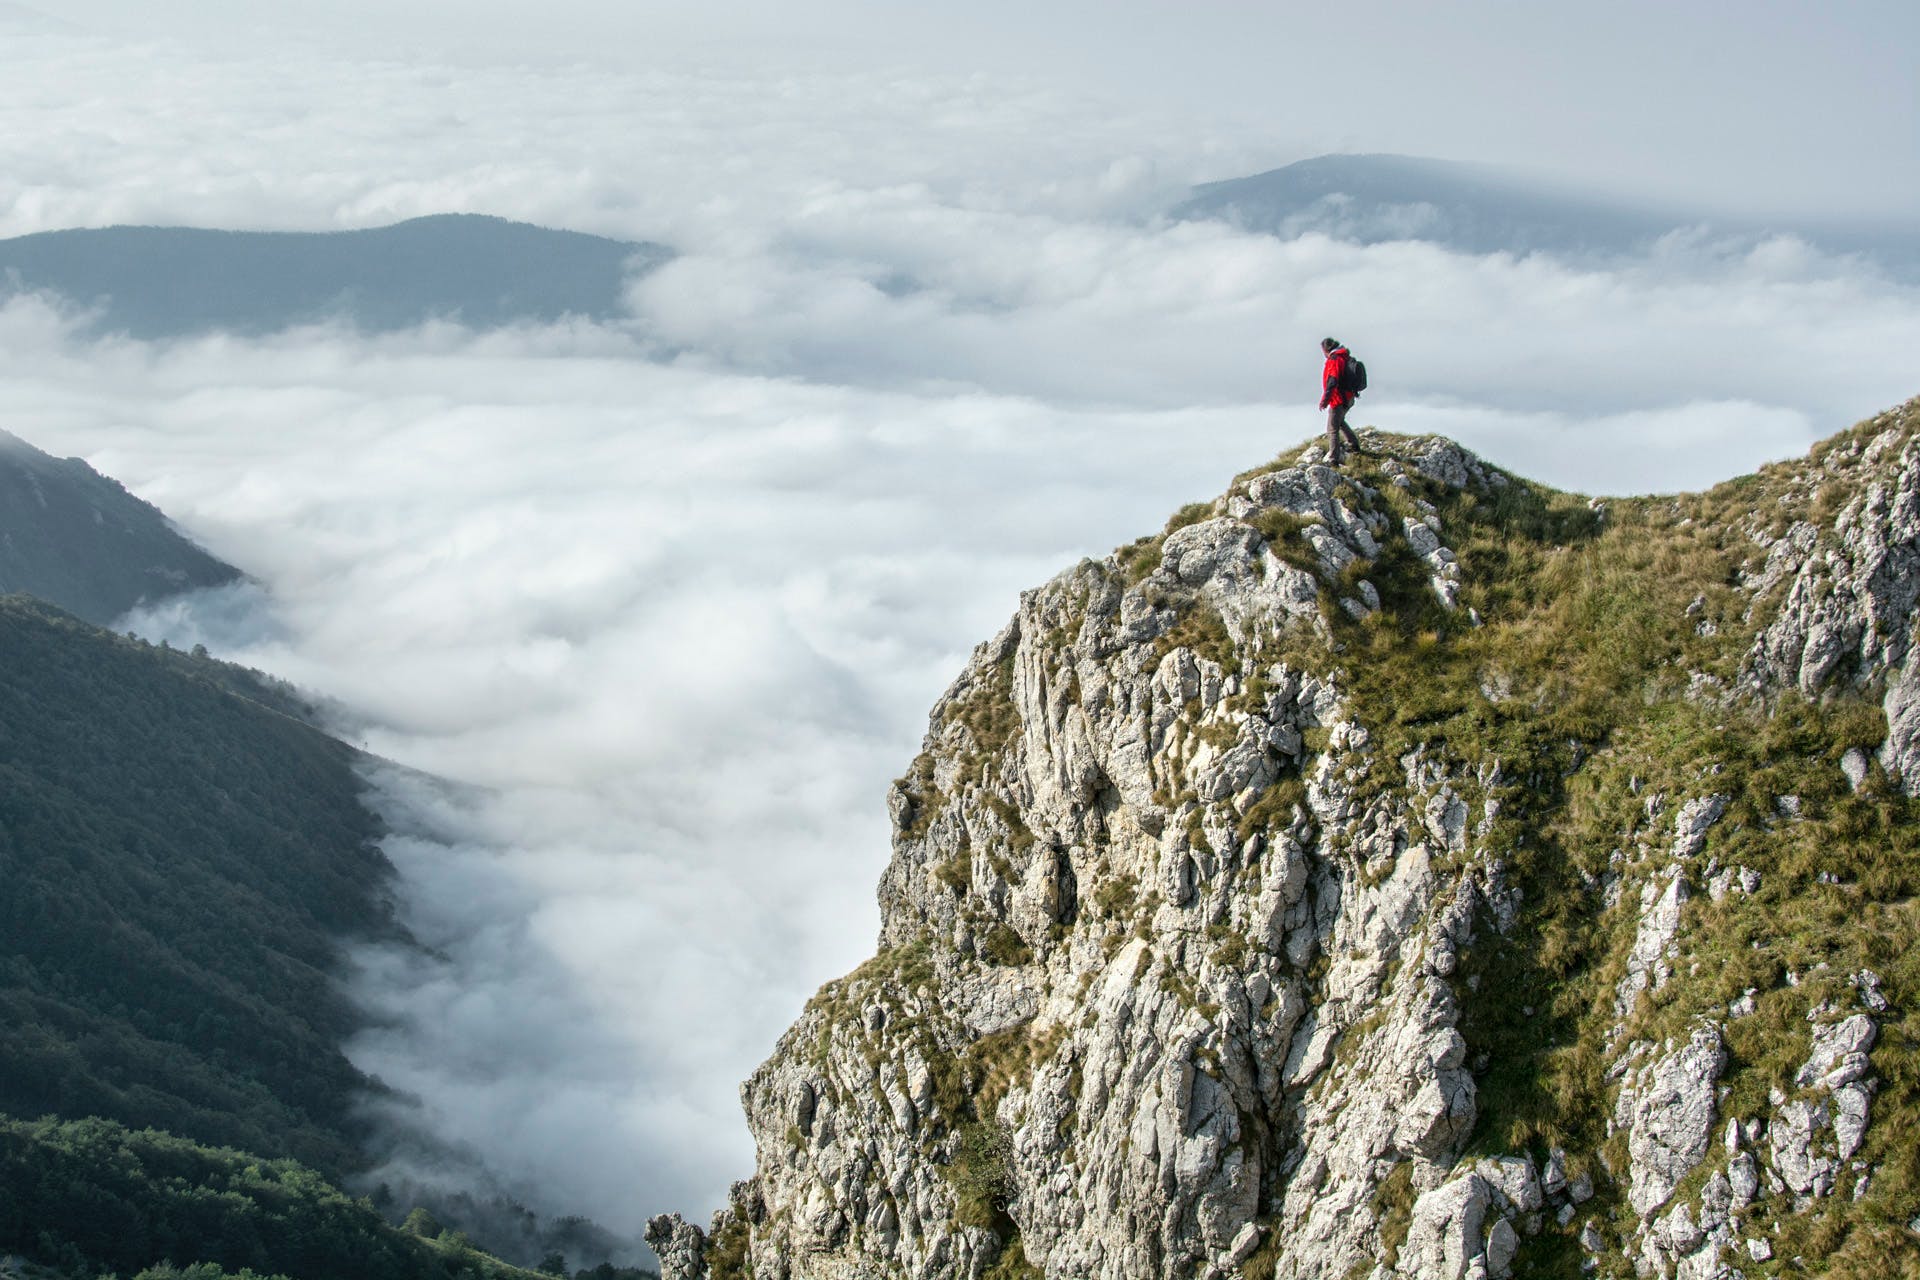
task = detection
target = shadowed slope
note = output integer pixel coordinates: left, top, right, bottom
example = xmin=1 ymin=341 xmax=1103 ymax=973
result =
xmin=0 ymin=428 xmax=240 ymax=626
xmin=0 ymin=596 xmax=391 ymax=1178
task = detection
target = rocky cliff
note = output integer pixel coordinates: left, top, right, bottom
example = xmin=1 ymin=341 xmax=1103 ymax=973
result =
xmin=652 ymin=398 xmax=1920 ymax=1279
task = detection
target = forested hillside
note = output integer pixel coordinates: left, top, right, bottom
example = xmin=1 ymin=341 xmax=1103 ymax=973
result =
xmin=0 ymin=595 xmax=389 ymax=1177
xmin=0 ymin=1115 xmax=548 ymax=1280
xmin=0 ymin=601 xmax=658 ymax=1278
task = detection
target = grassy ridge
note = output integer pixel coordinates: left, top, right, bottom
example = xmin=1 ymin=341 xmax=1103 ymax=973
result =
xmin=1238 ymin=406 xmax=1920 ymax=1272
xmin=1093 ymin=404 xmax=1919 ymax=1272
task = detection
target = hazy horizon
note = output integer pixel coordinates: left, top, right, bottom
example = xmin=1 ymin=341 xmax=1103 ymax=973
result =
xmin=16 ymin=0 xmax=1920 ymax=224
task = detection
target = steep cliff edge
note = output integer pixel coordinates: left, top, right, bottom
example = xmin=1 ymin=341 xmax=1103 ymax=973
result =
xmin=655 ymin=398 xmax=1920 ymax=1279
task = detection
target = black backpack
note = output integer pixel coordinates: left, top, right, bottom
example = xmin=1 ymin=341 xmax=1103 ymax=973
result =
xmin=1341 ymin=354 xmax=1368 ymax=398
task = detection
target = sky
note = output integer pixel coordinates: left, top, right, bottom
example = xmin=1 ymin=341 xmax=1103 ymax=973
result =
xmin=26 ymin=0 xmax=1920 ymax=222
xmin=2 ymin=0 xmax=1917 ymax=1257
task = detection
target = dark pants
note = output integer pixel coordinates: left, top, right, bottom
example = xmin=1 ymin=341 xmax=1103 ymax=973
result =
xmin=1327 ymin=402 xmax=1360 ymax=461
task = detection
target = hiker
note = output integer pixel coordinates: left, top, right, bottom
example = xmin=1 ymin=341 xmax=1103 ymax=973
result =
xmin=1318 ymin=337 xmax=1363 ymax=464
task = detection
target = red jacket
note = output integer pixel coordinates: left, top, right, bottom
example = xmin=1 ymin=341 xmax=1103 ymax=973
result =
xmin=1321 ymin=347 xmax=1352 ymax=409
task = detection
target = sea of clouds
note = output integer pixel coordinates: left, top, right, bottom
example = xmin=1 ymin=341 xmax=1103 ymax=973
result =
xmin=3 ymin=14 xmax=1918 ymax=1251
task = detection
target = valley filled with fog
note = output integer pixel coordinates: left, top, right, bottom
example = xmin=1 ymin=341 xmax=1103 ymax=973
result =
xmin=3 ymin=8 xmax=1917 ymax=1245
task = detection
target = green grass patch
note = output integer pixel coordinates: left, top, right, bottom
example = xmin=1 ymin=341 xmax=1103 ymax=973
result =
xmin=945 ymin=1122 xmax=1016 ymax=1231
xmin=980 ymin=923 xmax=1034 ymax=967
xmin=704 ymin=1210 xmax=753 ymax=1280
xmin=949 ymin=651 xmax=1022 ymax=764
xmin=895 ymin=751 xmax=942 ymax=841
xmin=934 ymin=847 xmax=974 ymax=896
xmin=1153 ymin=601 xmax=1238 ymax=668
xmin=981 ymin=1235 xmax=1041 ymax=1280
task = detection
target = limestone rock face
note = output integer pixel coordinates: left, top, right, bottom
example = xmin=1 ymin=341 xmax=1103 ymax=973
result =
xmin=1619 ymin=1025 xmax=1727 ymax=1217
xmin=1741 ymin=413 xmax=1920 ymax=790
xmin=672 ymin=404 xmax=1920 ymax=1280
xmin=644 ymin=1214 xmax=707 ymax=1280
xmin=724 ymin=445 xmax=1506 ymax=1280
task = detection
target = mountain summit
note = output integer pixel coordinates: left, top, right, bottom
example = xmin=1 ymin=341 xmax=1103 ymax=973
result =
xmin=652 ymin=398 xmax=1920 ymax=1278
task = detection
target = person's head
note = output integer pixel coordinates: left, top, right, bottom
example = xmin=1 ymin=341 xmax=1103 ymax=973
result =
xmin=1321 ymin=337 xmax=1339 ymax=353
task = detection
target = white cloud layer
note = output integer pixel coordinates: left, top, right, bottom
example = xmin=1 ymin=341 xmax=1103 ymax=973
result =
xmin=2 ymin=22 xmax=1916 ymax=1247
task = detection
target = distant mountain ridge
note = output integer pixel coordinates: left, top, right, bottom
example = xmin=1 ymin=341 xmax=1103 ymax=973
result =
xmin=0 ymin=213 xmax=670 ymax=338
xmin=1174 ymin=153 xmax=1920 ymax=277
xmin=0 ymin=428 xmax=240 ymax=625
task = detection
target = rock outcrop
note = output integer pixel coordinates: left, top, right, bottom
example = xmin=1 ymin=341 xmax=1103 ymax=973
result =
xmin=655 ymin=398 xmax=1920 ymax=1279
xmin=1741 ymin=419 xmax=1920 ymax=789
